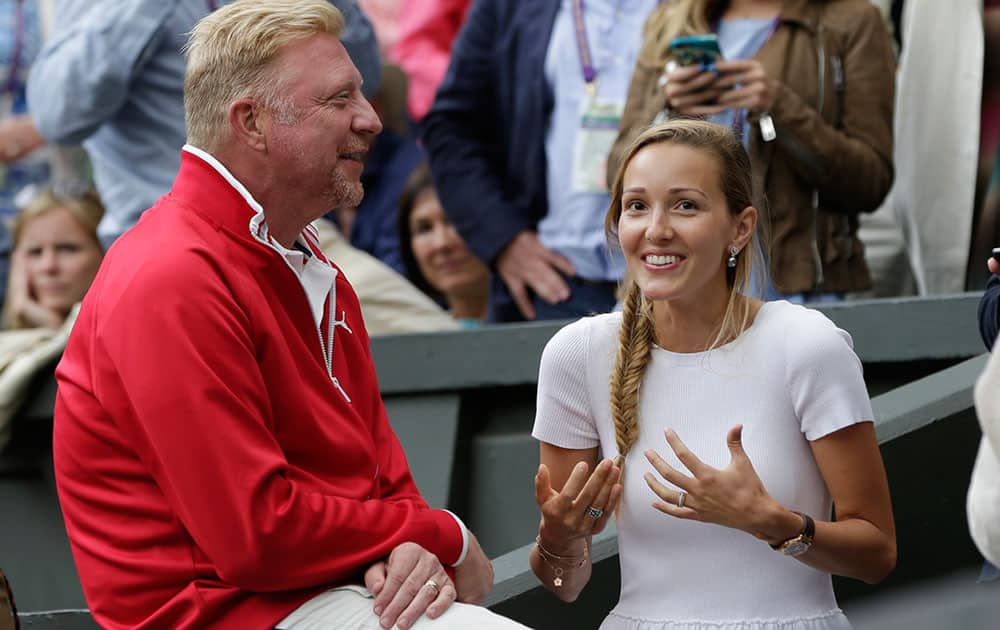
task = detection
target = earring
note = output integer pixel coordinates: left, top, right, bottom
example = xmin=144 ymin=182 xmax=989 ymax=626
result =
xmin=727 ymin=245 xmax=739 ymax=268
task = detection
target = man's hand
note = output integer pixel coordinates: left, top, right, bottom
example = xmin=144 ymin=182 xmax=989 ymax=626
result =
xmin=495 ymin=231 xmax=575 ymax=320
xmin=0 ymin=115 xmax=45 ymax=164
xmin=452 ymin=532 xmax=494 ymax=604
xmin=365 ymin=542 xmax=456 ymax=630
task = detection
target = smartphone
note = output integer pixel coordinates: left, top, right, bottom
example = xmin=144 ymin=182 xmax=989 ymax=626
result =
xmin=992 ymin=247 xmax=1000 ymax=263
xmin=669 ymin=34 xmax=723 ymax=69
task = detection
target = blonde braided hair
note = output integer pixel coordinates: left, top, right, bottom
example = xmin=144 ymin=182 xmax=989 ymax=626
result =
xmin=608 ymin=281 xmax=656 ymax=479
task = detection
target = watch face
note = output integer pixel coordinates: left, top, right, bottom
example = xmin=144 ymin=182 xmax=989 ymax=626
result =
xmin=783 ymin=541 xmax=810 ymax=556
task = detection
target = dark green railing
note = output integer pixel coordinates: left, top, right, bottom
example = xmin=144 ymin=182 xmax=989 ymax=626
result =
xmin=0 ymin=294 xmax=988 ymax=628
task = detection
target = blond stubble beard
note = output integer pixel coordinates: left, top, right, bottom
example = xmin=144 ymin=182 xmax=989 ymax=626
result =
xmin=325 ymin=166 xmax=363 ymax=210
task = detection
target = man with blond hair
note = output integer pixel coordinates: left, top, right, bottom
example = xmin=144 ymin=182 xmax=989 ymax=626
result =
xmin=51 ymin=2 xmax=526 ymax=629
xmin=27 ymin=0 xmax=379 ymax=249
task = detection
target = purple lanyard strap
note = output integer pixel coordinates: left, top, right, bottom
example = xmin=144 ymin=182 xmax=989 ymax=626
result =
xmin=572 ymin=0 xmax=666 ymax=98
xmin=207 ymin=0 xmax=218 ymax=11
xmin=4 ymin=0 xmax=24 ymax=97
xmin=570 ymin=0 xmax=597 ymax=96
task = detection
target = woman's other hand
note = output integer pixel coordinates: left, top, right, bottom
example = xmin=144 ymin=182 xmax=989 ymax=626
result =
xmin=712 ymin=59 xmax=779 ymax=113
xmin=643 ymin=425 xmax=794 ymax=539
xmin=534 ymin=458 xmax=622 ymax=552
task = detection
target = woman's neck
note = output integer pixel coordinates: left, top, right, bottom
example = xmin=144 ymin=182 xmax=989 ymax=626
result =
xmin=447 ymin=287 xmax=489 ymax=322
xmin=651 ymin=282 xmax=750 ymax=353
xmin=722 ymin=0 xmax=783 ymax=20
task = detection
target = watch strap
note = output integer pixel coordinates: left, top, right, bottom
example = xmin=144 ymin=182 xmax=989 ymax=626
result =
xmin=770 ymin=511 xmax=814 ymax=550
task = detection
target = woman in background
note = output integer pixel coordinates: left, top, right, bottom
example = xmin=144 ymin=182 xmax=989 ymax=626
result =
xmin=608 ymin=0 xmax=895 ymax=302
xmin=3 ymin=188 xmax=103 ymax=329
xmin=0 ymin=0 xmax=91 ymax=316
xmin=532 ymin=120 xmax=895 ymax=629
xmin=398 ymin=163 xmax=489 ymax=327
xmin=0 ymin=188 xmax=102 ymax=450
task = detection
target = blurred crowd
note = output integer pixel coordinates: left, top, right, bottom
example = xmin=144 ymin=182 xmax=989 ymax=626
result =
xmin=0 ymin=0 xmax=996 ymax=337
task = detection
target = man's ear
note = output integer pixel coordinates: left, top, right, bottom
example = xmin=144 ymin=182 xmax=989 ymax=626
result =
xmin=228 ymin=98 xmax=268 ymax=152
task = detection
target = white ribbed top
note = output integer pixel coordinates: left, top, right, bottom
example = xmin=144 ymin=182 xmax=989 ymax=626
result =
xmin=532 ymin=301 xmax=872 ymax=630
xmin=969 ymin=345 xmax=1000 ymax=566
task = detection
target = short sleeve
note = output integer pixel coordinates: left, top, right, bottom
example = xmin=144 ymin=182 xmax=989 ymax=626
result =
xmin=785 ymin=309 xmax=874 ymax=441
xmin=532 ymin=318 xmax=601 ymax=449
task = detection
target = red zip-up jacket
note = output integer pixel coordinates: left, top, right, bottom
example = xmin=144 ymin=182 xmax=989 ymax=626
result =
xmin=53 ymin=152 xmax=464 ymax=629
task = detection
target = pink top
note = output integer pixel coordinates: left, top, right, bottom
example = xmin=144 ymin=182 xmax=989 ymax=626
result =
xmin=391 ymin=0 xmax=472 ymax=121
xmin=358 ymin=0 xmax=405 ymax=57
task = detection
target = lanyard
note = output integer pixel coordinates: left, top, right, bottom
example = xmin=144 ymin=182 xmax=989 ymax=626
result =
xmin=572 ymin=0 xmax=664 ymax=100
xmin=570 ymin=0 xmax=597 ymax=98
xmin=4 ymin=0 xmax=24 ymax=97
xmin=207 ymin=0 xmax=218 ymax=11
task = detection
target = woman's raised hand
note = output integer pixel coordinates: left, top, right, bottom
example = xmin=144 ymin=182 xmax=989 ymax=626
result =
xmin=6 ymin=249 xmax=63 ymax=329
xmin=534 ymin=459 xmax=622 ymax=551
xmin=643 ymin=425 xmax=780 ymax=535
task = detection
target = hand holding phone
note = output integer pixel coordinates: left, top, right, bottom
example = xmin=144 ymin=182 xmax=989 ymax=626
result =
xmin=663 ymin=34 xmax=726 ymax=115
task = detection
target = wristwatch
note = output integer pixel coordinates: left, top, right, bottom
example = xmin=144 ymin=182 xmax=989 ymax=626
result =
xmin=770 ymin=511 xmax=815 ymax=556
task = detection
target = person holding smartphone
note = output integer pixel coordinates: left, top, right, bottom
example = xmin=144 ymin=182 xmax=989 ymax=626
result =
xmin=608 ymin=0 xmax=895 ymax=303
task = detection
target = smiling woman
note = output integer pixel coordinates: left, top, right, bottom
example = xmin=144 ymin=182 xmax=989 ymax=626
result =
xmin=529 ymin=120 xmax=896 ymax=630
xmin=398 ymin=163 xmax=489 ymax=326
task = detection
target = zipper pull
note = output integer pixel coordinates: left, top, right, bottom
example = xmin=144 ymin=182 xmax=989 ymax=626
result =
xmin=331 ymin=376 xmax=352 ymax=403
xmin=831 ymin=56 xmax=844 ymax=93
xmin=759 ymin=113 xmax=777 ymax=142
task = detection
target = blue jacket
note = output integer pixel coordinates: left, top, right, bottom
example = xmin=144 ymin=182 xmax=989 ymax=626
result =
xmin=421 ymin=0 xmax=559 ymax=319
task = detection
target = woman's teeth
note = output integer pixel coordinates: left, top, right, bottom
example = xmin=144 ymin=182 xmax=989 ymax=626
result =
xmin=645 ymin=254 xmax=679 ymax=266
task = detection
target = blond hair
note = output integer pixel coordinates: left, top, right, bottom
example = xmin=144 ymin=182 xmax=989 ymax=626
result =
xmin=11 ymin=189 xmax=103 ymax=251
xmin=638 ymin=0 xmax=722 ymax=68
xmin=605 ymin=119 xmax=766 ymax=476
xmin=4 ymin=189 xmax=105 ymax=329
xmin=184 ymin=0 xmax=345 ymax=151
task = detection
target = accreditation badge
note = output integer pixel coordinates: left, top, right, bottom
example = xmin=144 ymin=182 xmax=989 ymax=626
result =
xmin=571 ymin=99 xmax=623 ymax=194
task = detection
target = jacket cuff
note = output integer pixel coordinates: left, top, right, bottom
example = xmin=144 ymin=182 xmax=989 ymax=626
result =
xmin=440 ymin=509 xmax=470 ymax=566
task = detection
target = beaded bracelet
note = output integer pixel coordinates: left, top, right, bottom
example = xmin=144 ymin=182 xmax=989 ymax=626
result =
xmin=535 ymin=535 xmax=588 ymax=587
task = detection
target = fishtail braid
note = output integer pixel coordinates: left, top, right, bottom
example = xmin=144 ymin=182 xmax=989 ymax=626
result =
xmin=608 ymin=281 xmax=656 ymax=483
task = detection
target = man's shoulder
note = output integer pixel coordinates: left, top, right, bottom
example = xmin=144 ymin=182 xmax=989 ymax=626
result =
xmin=96 ymin=201 xmax=248 ymax=309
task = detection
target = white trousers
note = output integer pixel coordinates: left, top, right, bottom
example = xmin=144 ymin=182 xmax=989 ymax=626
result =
xmin=275 ymin=585 xmax=531 ymax=630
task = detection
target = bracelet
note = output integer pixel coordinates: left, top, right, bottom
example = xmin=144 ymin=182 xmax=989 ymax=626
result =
xmin=534 ymin=535 xmax=587 ymax=588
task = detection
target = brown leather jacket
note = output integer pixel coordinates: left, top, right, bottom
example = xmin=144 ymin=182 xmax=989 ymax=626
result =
xmin=608 ymin=0 xmax=895 ymax=294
